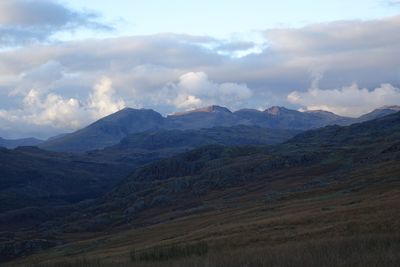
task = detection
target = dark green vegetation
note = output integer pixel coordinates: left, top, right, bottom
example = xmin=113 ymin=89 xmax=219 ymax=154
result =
xmin=38 ymin=105 xmax=400 ymax=153
xmin=1 ymin=111 xmax=399 ymax=266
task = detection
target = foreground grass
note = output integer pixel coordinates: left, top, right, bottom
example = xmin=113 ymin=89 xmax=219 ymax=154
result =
xmin=130 ymin=242 xmax=208 ymax=262
xmin=27 ymin=235 xmax=399 ymax=267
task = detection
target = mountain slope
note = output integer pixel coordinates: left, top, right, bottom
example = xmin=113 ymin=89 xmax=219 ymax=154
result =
xmin=0 ymin=146 xmax=128 ymax=215
xmin=0 ymin=126 xmax=299 ymax=231
xmin=39 ymin=108 xmax=165 ymax=152
xmin=288 ymin=111 xmax=400 ymax=146
xmin=84 ymin=125 xmax=299 ymax=173
xmin=357 ymin=105 xmax=400 ymax=122
xmin=59 ymin=112 xmax=400 ymax=232
xmin=236 ymin=106 xmax=352 ymax=129
xmin=113 ymin=125 xmax=299 ymax=150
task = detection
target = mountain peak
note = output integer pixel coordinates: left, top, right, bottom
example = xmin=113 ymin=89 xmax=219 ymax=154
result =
xmin=39 ymin=107 xmax=165 ymax=152
xmin=171 ymin=105 xmax=232 ymax=116
xmin=114 ymin=107 xmax=157 ymax=114
xmin=377 ymin=105 xmax=400 ymax=111
xmin=100 ymin=107 xmax=162 ymax=121
xmin=264 ymin=106 xmax=291 ymax=115
xmin=357 ymin=105 xmax=400 ymax=122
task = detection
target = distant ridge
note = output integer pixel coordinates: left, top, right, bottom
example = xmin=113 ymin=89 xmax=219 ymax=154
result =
xmin=0 ymin=137 xmax=43 ymax=149
xmin=357 ymin=105 xmax=400 ymax=122
xmin=38 ymin=105 xmax=400 ymax=153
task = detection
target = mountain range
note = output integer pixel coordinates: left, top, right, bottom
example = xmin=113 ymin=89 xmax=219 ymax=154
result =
xmin=37 ymin=105 xmax=400 ymax=153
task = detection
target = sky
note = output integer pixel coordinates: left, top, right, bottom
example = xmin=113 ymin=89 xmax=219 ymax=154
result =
xmin=0 ymin=0 xmax=400 ymax=138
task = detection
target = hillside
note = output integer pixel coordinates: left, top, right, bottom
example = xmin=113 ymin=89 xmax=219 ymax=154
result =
xmin=113 ymin=125 xmax=299 ymax=150
xmin=0 ymin=125 xmax=298 ymax=236
xmin=357 ymin=105 xmax=400 ymax=122
xmin=39 ymin=108 xmax=165 ymax=152
xmin=90 ymin=112 xmax=400 ymax=224
xmin=0 ymin=147 xmax=127 ymax=216
xmin=6 ymin=112 xmax=399 ymax=266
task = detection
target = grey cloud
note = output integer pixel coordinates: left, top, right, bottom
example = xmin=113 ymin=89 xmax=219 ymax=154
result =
xmin=387 ymin=0 xmax=400 ymax=5
xmin=0 ymin=0 xmax=112 ymax=47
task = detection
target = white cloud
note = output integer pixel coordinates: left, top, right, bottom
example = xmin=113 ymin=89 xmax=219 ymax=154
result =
xmin=0 ymin=77 xmax=126 ymax=137
xmin=288 ymin=83 xmax=400 ymax=117
xmin=164 ymin=72 xmax=253 ymax=110
xmin=174 ymin=95 xmax=203 ymax=110
xmin=0 ymin=89 xmax=84 ymax=129
xmin=88 ymin=77 xmax=126 ymax=119
xmin=26 ymin=91 xmax=84 ymax=128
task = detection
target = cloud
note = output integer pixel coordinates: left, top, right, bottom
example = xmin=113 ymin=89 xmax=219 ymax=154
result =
xmin=0 ymin=0 xmax=111 ymax=47
xmin=88 ymin=77 xmax=126 ymax=119
xmin=10 ymin=60 xmax=65 ymax=96
xmin=0 ymin=89 xmax=85 ymax=131
xmin=0 ymin=77 xmax=125 ymax=137
xmin=288 ymin=83 xmax=400 ymax=117
xmin=0 ymin=16 xmax=400 ymax=137
xmin=162 ymin=72 xmax=253 ymax=110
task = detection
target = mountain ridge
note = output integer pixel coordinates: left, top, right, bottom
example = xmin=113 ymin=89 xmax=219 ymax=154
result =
xmin=38 ymin=105 xmax=400 ymax=153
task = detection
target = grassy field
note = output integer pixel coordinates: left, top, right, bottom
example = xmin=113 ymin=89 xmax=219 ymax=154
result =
xmin=22 ymin=235 xmax=400 ymax=267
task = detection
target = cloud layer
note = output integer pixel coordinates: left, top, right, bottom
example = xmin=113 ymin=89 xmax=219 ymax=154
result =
xmin=288 ymin=83 xmax=400 ymax=117
xmin=1 ymin=15 xmax=400 ymax=137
